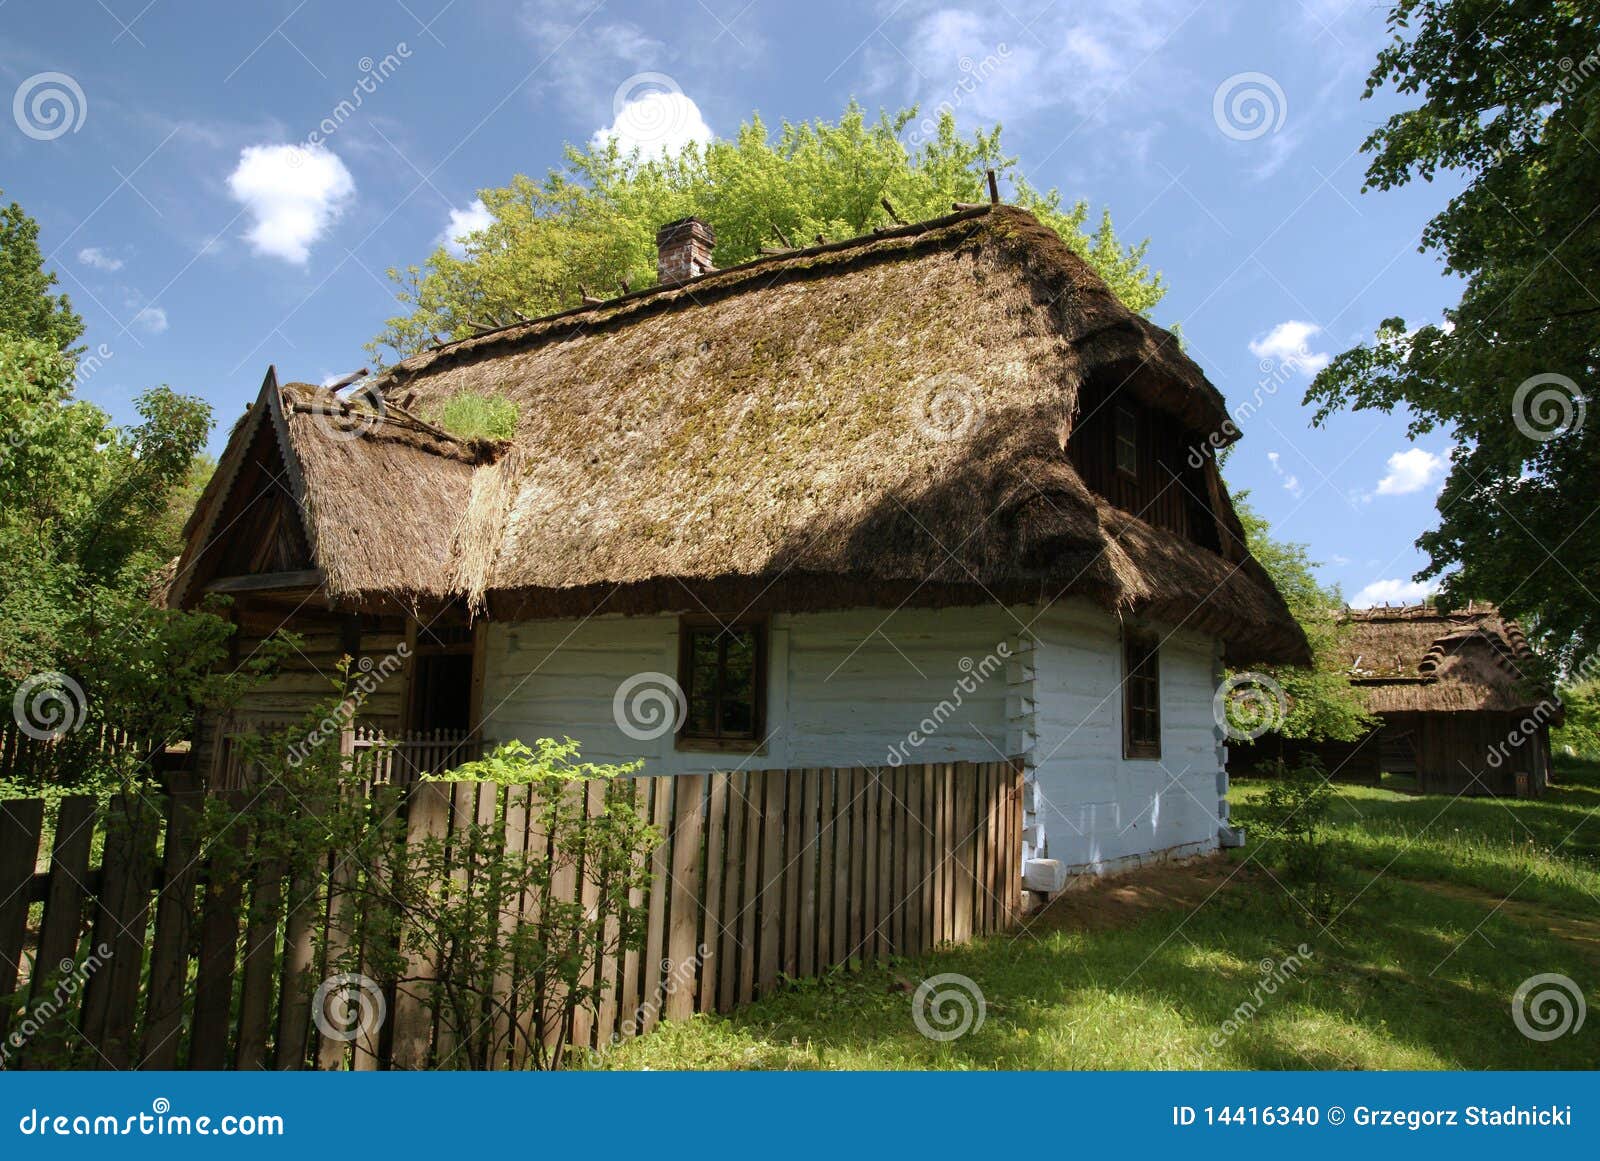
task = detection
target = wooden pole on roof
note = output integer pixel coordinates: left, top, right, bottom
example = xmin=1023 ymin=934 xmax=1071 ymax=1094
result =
xmin=771 ymin=223 xmax=795 ymax=249
xmin=326 ymin=368 xmax=370 ymax=392
xmin=880 ymin=197 xmax=906 ymax=225
xmin=987 ymin=168 xmax=1000 ymax=204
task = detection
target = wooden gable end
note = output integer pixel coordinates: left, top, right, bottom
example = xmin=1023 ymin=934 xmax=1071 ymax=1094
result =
xmin=181 ymin=408 xmax=315 ymax=598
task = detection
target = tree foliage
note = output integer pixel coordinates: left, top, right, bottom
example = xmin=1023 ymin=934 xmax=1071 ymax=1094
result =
xmin=1305 ymin=0 xmax=1600 ymax=668
xmin=0 ymin=192 xmax=83 ymax=358
xmin=1552 ymin=679 xmax=1600 ymax=758
xmin=371 ymin=103 xmax=1164 ymax=360
xmin=0 ymin=196 xmax=243 ymax=790
xmin=1235 ymin=493 xmax=1374 ymax=742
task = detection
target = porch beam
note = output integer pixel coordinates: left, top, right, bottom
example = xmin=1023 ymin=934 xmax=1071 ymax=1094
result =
xmin=203 ymin=568 xmax=327 ymax=595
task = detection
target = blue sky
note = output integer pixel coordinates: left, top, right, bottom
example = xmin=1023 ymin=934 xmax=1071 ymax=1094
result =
xmin=2 ymin=0 xmax=1467 ymax=607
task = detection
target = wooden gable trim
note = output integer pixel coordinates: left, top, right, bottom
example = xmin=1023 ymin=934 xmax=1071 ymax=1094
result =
xmin=169 ymin=366 xmax=318 ymax=608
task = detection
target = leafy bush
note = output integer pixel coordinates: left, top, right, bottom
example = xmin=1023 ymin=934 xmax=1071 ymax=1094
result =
xmin=1236 ymin=756 xmax=1341 ymax=918
xmin=217 ymin=709 xmax=657 ymax=1070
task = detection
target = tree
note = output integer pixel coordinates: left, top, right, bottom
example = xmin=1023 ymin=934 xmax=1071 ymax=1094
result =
xmin=371 ymin=103 xmax=1164 ymax=360
xmin=0 ymin=196 xmax=250 ymax=791
xmin=0 ymin=192 xmax=83 ymax=357
xmin=1234 ymin=493 xmax=1374 ymax=742
xmin=1305 ymin=0 xmax=1600 ymax=670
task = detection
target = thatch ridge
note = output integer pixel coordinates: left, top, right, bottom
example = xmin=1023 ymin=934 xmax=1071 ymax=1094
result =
xmin=1342 ymin=604 xmax=1555 ymax=716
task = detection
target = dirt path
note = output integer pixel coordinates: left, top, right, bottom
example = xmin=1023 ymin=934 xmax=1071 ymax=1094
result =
xmin=1025 ymin=854 xmax=1253 ymax=935
xmin=1402 ymin=877 xmax=1600 ymax=955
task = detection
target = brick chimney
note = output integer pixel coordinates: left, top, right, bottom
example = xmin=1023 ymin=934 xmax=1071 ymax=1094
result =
xmin=656 ymin=217 xmax=715 ymax=285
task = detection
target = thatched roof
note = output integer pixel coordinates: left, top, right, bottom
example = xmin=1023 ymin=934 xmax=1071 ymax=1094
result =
xmin=168 ymin=374 xmax=497 ymax=607
xmin=1343 ymin=604 xmax=1555 ymax=717
xmin=174 ymin=205 xmax=1308 ymax=665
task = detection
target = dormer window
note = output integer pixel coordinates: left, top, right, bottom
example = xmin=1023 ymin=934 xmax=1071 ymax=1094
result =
xmin=1114 ymin=405 xmax=1139 ymax=479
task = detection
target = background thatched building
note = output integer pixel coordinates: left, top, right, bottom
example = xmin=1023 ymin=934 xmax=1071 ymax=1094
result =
xmin=1231 ymin=604 xmax=1558 ymax=796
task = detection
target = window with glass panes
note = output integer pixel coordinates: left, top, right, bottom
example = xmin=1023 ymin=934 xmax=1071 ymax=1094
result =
xmin=677 ymin=618 xmax=765 ymax=746
xmin=1122 ymin=630 xmax=1161 ymax=759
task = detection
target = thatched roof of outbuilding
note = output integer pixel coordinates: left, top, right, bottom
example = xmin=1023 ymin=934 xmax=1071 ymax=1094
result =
xmin=1343 ymin=604 xmax=1555 ymax=717
xmin=173 ymin=205 xmax=1308 ymax=665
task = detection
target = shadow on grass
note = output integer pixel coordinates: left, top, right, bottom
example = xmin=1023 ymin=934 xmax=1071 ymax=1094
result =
xmin=603 ymin=861 xmax=1597 ymax=1070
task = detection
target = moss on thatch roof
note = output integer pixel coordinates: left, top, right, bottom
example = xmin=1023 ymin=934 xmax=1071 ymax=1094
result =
xmin=178 ymin=206 xmax=1308 ymax=665
xmin=1343 ymin=604 xmax=1555 ymax=717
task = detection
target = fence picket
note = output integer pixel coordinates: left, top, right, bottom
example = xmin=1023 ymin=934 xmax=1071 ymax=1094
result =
xmin=0 ymin=799 xmax=44 ymax=1050
xmin=814 ymin=770 xmax=834 ymax=972
xmin=698 ymin=772 xmax=728 ymax=1015
xmin=799 ymin=770 xmax=819 ymax=979
xmin=637 ymin=777 xmax=673 ymax=1035
xmin=81 ymin=796 xmax=160 ymax=1068
xmin=665 ymin=774 xmax=704 ymax=1023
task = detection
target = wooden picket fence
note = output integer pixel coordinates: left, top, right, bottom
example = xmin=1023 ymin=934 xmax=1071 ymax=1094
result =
xmin=212 ymin=724 xmax=483 ymax=790
xmin=0 ymin=721 xmax=157 ymax=790
xmin=0 ymin=760 xmax=1023 ymax=1070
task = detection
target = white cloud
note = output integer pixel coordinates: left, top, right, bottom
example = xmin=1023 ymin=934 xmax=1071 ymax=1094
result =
xmin=1352 ymin=578 xmax=1438 ymax=608
xmin=592 ymin=86 xmax=713 ymax=157
xmin=226 ymin=143 xmax=355 ymax=264
xmin=77 ymin=247 xmax=123 ymax=272
xmin=132 ymin=305 xmax=168 ymax=334
xmin=1249 ymin=320 xmax=1330 ymax=375
xmin=1266 ymin=450 xmax=1302 ymax=498
xmin=437 ymin=198 xmax=494 ymax=258
xmin=1328 ymin=553 xmax=1351 ymax=567
xmin=1375 ymin=448 xmax=1448 ymax=496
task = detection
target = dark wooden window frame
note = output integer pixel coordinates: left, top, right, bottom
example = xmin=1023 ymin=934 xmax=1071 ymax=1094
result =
xmin=1114 ymin=403 xmax=1140 ymax=480
xmin=675 ymin=614 xmax=769 ymax=753
xmin=404 ymin=619 xmax=479 ymax=735
xmin=1122 ymin=628 xmax=1161 ymax=760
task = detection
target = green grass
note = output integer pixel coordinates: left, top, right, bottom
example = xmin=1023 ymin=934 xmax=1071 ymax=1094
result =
xmin=592 ymin=760 xmax=1600 ymax=1070
xmin=426 ymin=391 xmax=518 ymax=441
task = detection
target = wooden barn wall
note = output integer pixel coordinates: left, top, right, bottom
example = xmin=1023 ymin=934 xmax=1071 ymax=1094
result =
xmin=1414 ymin=711 xmax=1536 ymax=796
xmin=192 ymin=606 xmax=409 ymax=778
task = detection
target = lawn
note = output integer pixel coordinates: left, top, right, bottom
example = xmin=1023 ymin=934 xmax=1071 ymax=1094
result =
xmin=594 ymin=759 xmax=1600 ymax=1070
